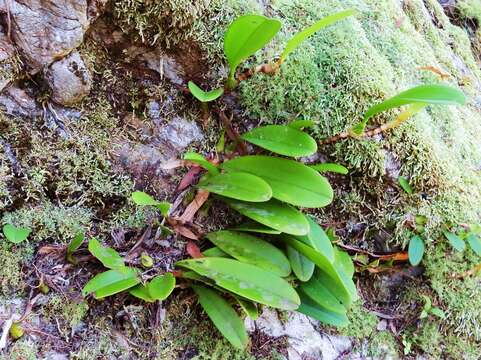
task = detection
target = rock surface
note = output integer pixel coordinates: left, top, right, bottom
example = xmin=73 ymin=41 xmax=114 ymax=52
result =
xmin=0 ymin=84 xmax=41 ymax=117
xmin=245 ymin=309 xmax=353 ymax=360
xmin=0 ymin=0 xmax=89 ymax=72
xmin=45 ymin=51 xmax=92 ymax=105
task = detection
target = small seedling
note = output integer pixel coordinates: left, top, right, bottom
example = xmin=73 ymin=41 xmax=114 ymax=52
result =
xmin=420 ymin=295 xmax=446 ymax=319
xmin=399 ymin=176 xmax=413 ymax=194
xmin=66 ymin=232 xmax=85 ymax=264
xmin=9 ymin=322 xmax=24 ymax=340
xmin=408 ymin=235 xmax=425 ymax=266
xmin=2 ymin=223 xmax=31 ymax=244
xmin=131 ymin=191 xmax=171 ymax=217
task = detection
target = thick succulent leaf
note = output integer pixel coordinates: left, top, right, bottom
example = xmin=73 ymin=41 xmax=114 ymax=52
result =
xmin=206 ymin=231 xmax=291 ymax=277
xmin=198 ymin=172 xmax=272 ymax=202
xmin=310 ymin=163 xmax=348 ymax=175
xmin=297 ymin=291 xmax=349 ymax=327
xmin=300 ymin=274 xmax=346 ymax=314
xmin=2 ymin=224 xmax=31 ymax=244
xmin=82 ymin=268 xmax=140 ymax=298
xmin=231 ymin=221 xmax=281 ymax=234
xmin=129 ymin=284 xmax=155 ymax=302
xmin=286 ymin=245 xmax=315 ymax=282
xmin=280 ymin=9 xmax=356 ymax=61
xmin=224 ymin=15 xmax=281 ymax=77
xmin=408 ymin=235 xmax=425 ymax=266
xmin=177 ymin=258 xmax=300 ymax=310
xmin=188 ymin=81 xmax=224 ymax=102
xmin=296 ymin=216 xmax=335 ymax=263
xmin=222 ymin=198 xmax=310 ymax=236
xmin=67 ymin=232 xmax=85 ymax=255
xmin=282 ymin=237 xmax=357 ymax=307
xmin=241 ymin=125 xmax=317 ymax=157
xmin=203 ymin=246 xmax=230 ymax=258
xmin=467 ymin=234 xmax=481 ymax=256
xmin=235 ymin=296 xmax=259 ymax=320
xmin=184 ymin=152 xmax=219 ymax=175
xmin=333 ymin=247 xmax=355 ymax=278
xmin=363 ymin=84 xmax=466 ymax=123
xmin=193 ymin=285 xmax=248 ymax=349
xmin=88 ymin=238 xmax=124 ymax=269
xmin=443 ymin=231 xmax=466 ymax=252
xmin=221 ymin=156 xmax=333 ymax=208
xmin=147 ymin=273 xmax=176 ymax=301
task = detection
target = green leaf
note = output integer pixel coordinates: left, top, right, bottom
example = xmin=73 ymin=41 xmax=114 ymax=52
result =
xmin=203 ymin=246 xmax=230 ymax=258
xmin=296 ymin=216 xmax=335 ymax=263
xmin=221 ymin=155 xmax=333 ymax=208
xmin=310 ymin=163 xmax=348 ymax=175
xmin=2 ymin=224 xmax=31 ymax=244
xmin=235 ymin=296 xmax=259 ymax=320
xmin=280 ymin=9 xmax=356 ymax=62
xmin=288 ymin=120 xmax=316 ymax=130
xmin=224 ymin=15 xmax=281 ymax=84
xmin=188 ymin=81 xmax=224 ymax=103
xmin=467 ymin=234 xmax=481 ymax=256
xmin=241 ymin=125 xmax=317 ymax=157
xmin=131 ymin=191 xmax=159 ymax=206
xmin=148 ymin=273 xmax=176 ymax=301
xmin=131 ymin=191 xmax=170 ymax=215
xmin=231 ymin=221 xmax=281 ymax=234
xmin=184 ymin=152 xmax=219 ymax=175
xmin=297 ymin=291 xmax=349 ymax=327
xmin=193 ymin=285 xmax=248 ymax=349
xmin=286 ymin=245 xmax=315 ymax=282
xmin=206 ymin=230 xmax=291 ymax=277
xmin=67 ymin=232 xmax=85 ymax=255
xmin=88 ymin=238 xmax=125 ymax=269
xmin=300 ymin=273 xmax=347 ymax=314
xmin=443 ymin=231 xmax=466 ymax=252
xmin=333 ymin=247 xmax=355 ymax=278
xmin=129 ymin=284 xmax=155 ymax=302
xmin=399 ymin=176 xmax=413 ymax=194
xmin=430 ymin=307 xmax=446 ymax=319
xmin=282 ymin=237 xmax=357 ymax=307
xmin=421 ymin=295 xmax=432 ymax=312
xmin=198 ymin=172 xmax=272 ymax=202
xmin=408 ymin=235 xmax=425 ymax=266
xmin=177 ymin=258 xmax=300 ymax=310
xmin=222 ymin=198 xmax=310 ymax=236
xmin=83 ymin=268 xmax=140 ymax=299
xmin=354 ymin=84 xmax=466 ymax=134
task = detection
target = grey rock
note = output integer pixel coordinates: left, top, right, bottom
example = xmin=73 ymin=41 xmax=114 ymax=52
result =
xmin=156 ymin=116 xmax=204 ymax=155
xmin=141 ymin=50 xmax=185 ymax=85
xmin=45 ymin=51 xmax=91 ymax=105
xmin=0 ymin=0 xmax=88 ymax=72
xmin=245 ymin=309 xmax=353 ymax=360
xmin=42 ymin=351 xmax=68 ymax=360
xmin=0 ymin=85 xmax=41 ymax=118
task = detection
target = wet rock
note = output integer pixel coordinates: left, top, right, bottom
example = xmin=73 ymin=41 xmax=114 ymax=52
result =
xmin=245 ymin=309 xmax=353 ymax=360
xmin=141 ymin=50 xmax=185 ymax=85
xmin=0 ymin=0 xmax=89 ymax=72
xmin=45 ymin=51 xmax=92 ymax=106
xmin=0 ymin=85 xmax=41 ymax=118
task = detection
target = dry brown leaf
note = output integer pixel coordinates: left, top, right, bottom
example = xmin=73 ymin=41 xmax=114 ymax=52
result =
xmin=179 ymin=189 xmax=210 ymax=223
xmin=186 ymin=241 xmax=204 ymax=259
xmin=417 ymin=66 xmax=450 ymax=80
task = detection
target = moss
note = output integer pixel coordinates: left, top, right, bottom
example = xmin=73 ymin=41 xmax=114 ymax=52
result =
xmin=42 ymin=294 xmax=89 ymax=337
xmin=456 ymin=0 xmax=481 ymax=23
xmin=113 ymin=0 xmax=211 ymax=47
xmin=423 ymin=242 xmax=481 ymax=341
xmin=0 ymin=339 xmax=37 ymax=360
xmin=367 ymin=331 xmax=399 ymax=358
xmin=338 ymin=300 xmax=378 ymax=339
xmin=0 ymin=243 xmax=31 ymax=295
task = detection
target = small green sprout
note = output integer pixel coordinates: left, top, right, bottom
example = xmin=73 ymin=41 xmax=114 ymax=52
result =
xmin=2 ymin=224 xmax=31 ymax=244
xmin=420 ymin=295 xmax=446 ymax=319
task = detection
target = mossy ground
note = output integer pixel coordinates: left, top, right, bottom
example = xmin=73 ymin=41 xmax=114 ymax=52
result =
xmin=1 ymin=0 xmax=481 ymax=358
